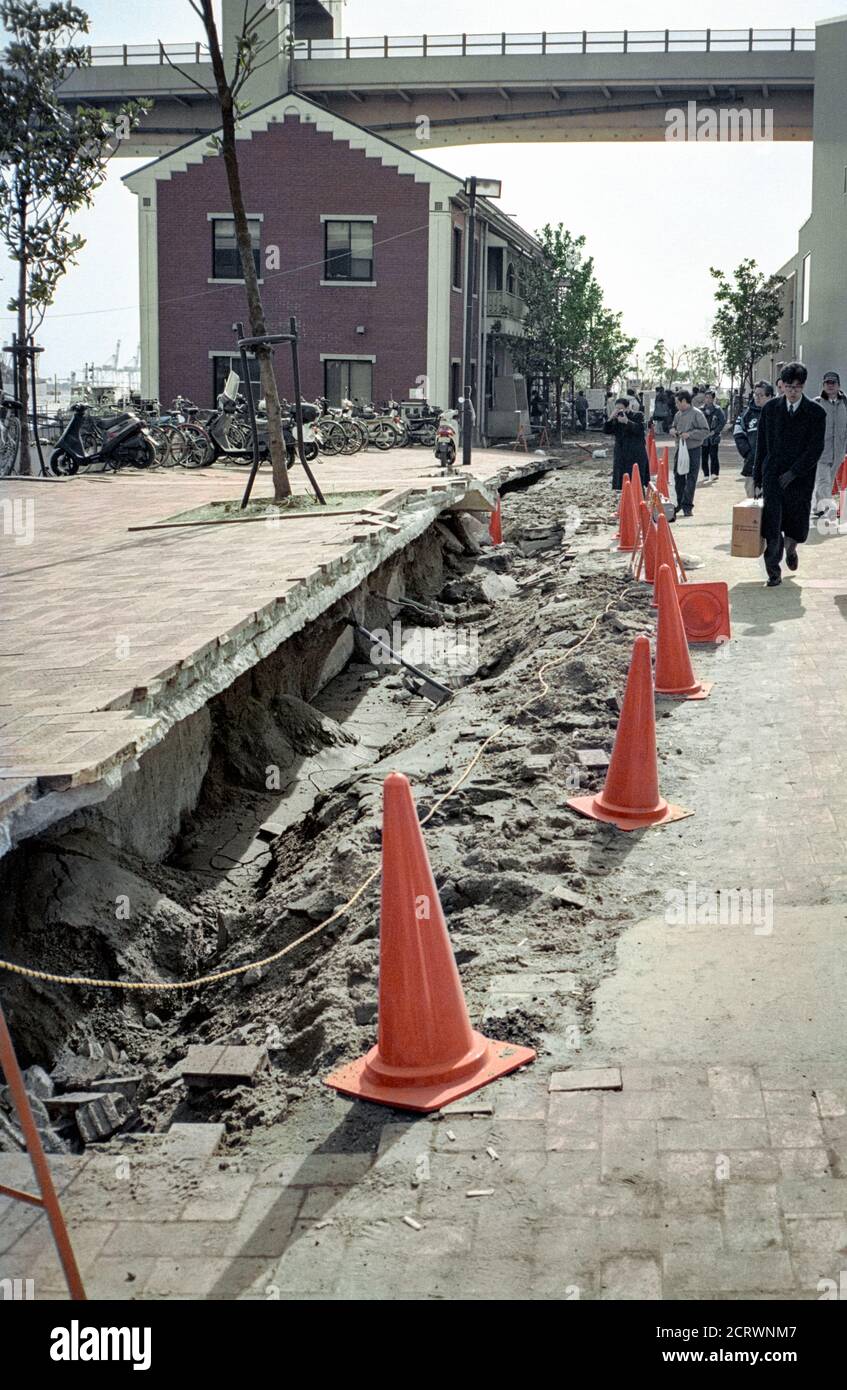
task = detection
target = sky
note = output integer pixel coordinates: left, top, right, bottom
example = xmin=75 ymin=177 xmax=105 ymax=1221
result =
xmin=0 ymin=0 xmax=842 ymax=380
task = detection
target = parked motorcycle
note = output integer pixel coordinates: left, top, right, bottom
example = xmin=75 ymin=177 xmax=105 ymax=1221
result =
xmin=433 ymin=408 xmax=458 ymax=468
xmin=48 ymin=403 xmax=156 ymax=475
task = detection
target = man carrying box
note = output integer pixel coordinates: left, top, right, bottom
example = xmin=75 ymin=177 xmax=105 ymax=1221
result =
xmin=754 ymin=362 xmax=827 ymax=588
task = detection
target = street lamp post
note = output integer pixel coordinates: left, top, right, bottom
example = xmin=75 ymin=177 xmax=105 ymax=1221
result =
xmin=461 ymin=176 xmax=501 ymax=468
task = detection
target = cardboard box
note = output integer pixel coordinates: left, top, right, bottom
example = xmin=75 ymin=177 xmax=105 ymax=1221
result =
xmin=731 ymin=499 xmax=764 ymax=558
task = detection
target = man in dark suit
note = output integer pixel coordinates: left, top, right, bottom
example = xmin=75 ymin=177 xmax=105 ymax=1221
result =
xmin=754 ymin=362 xmax=827 ymax=587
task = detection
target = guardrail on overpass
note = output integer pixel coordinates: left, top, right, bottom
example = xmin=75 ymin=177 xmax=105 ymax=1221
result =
xmin=82 ymin=28 xmax=816 ymax=66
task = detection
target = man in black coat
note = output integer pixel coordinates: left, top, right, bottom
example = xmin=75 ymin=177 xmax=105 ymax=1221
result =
xmin=754 ymin=361 xmax=827 ymax=587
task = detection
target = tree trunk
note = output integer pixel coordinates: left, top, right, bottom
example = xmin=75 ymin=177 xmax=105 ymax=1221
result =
xmin=16 ymin=226 xmax=31 ymax=476
xmin=202 ymin=2 xmax=291 ymax=501
xmin=555 ymin=376 xmax=562 ymax=441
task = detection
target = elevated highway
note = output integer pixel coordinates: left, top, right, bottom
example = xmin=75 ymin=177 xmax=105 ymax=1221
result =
xmin=55 ymin=29 xmax=816 ymax=157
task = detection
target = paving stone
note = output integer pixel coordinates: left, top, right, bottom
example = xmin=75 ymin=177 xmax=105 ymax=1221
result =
xmin=601 ymin=1119 xmax=659 ymax=1182
xmin=663 ymin=1251 xmax=795 ymax=1294
xmin=657 ymin=1118 xmax=770 ymax=1151
xmin=161 ymin=1123 xmax=225 ymax=1159
xmin=708 ymin=1065 xmax=765 ymax=1119
xmin=546 ymin=1093 xmax=602 ymax=1151
xmin=600 ymin=1254 xmax=661 ymax=1300
xmin=660 ymin=1213 xmax=723 ymax=1251
xmin=180 ymin=1044 xmax=268 ymax=1090
xmin=722 ymin=1183 xmax=783 ymax=1251
xmin=778 ymin=1178 xmax=847 ymax=1217
xmin=763 ymin=1091 xmax=826 ymax=1148
xmin=784 ymin=1216 xmax=847 ymax=1289
xmin=181 ymin=1172 xmax=255 ymax=1222
xmin=778 ymin=1148 xmax=832 ymax=1180
xmin=549 ymin=1067 xmax=622 ymax=1092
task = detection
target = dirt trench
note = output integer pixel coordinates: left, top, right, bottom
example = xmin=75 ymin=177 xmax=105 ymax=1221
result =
xmin=0 ymin=457 xmax=664 ymax=1154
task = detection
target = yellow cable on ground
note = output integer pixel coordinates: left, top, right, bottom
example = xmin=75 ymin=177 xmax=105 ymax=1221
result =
xmin=0 ymin=584 xmax=630 ymax=993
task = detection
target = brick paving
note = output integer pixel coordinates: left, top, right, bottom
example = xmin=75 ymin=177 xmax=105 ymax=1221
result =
xmin=0 ymin=447 xmax=518 ymax=837
xmin=2 ymin=445 xmax=846 ymax=1300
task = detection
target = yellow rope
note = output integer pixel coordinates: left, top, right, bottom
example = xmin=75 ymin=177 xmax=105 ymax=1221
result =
xmin=0 ymin=585 xmax=628 ymax=993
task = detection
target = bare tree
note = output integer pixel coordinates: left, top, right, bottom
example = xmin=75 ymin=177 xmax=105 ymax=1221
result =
xmin=167 ymin=1 xmax=293 ymax=500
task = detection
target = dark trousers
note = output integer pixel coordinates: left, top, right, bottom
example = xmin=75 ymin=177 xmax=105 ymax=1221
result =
xmin=701 ymin=438 xmax=720 ymax=476
xmin=674 ymin=447 xmax=701 ymax=514
xmin=761 ymin=492 xmax=797 ymax=578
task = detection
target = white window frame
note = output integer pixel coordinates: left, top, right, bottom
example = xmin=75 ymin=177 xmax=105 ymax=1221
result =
xmin=321 ymin=215 xmax=377 ymax=286
xmin=208 ymin=213 xmax=264 ymax=284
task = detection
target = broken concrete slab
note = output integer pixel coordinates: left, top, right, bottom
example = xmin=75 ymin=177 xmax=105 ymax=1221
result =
xmin=180 ymin=1044 xmax=269 ymax=1091
xmin=575 ymin=748 xmax=611 ymax=768
xmin=162 ymin=1123 xmax=225 ymax=1158
xmin=74 ymin=1093 xmax=131 ymax=1144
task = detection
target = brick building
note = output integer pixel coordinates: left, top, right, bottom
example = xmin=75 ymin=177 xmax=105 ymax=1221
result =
xmin=124 ymin=92 xmax=540 ymax=437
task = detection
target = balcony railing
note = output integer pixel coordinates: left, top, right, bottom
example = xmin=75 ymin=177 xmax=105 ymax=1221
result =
xmin=80 ymin=29 xmax=816 ymax=66
xmin=487 ymin=290 xmax=525 ymax=323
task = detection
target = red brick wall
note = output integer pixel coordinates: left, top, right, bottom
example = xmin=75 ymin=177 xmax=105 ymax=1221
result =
xmin=155 ymin=116 xmax=431 ymax=407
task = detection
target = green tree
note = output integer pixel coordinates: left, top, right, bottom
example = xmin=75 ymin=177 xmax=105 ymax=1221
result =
xmin=166 ymin=0 xmax=296 ymax=501
xmin=590 ymin=309 xmax=635 ymax=391
xmin=710 ymin=259 xmax=785 ymax=397
xmin=0 ymin=0 xmax=146 ymax=473
xmin=644 ymin=338 xmax=668 ymax=386
xmin=681 ymin=343 xmax=720 ymax=386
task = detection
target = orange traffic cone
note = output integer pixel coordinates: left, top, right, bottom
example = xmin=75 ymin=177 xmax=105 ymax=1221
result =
xmin=568 ymin=635 xmax=690 ymax=830
xmin=651 ymin=512 xmax=679 ymax=606
xmin=647 ymin=430 xmax=659 ymax=477
xmin=629 ymin=462 xmax=645 ymax=502
xmin=325 ymin=773 xmax=536 ymax=1112
xmin=489 ymin=496 xmax=503 ymax=545
xmin=832 ymin=455 xmax=847 ymax=497
xmin=655 ymin=565 xmax=712 ymax=699
xmin=640 ymin=502 xmax=657 ymax=583
xmin=656 ymin=449 xmax=670 ymax=498
xmin=617 ymin=474 xmax=638 ymax=551
xmin=678 ymin=582 xmax=731 ymax=644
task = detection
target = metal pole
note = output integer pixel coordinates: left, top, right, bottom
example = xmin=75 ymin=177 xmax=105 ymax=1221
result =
xmin=289 ymin=316 xmax=326 ymax=504
xmin=461 ymin=176 xmax=477 ymax=469
xmin=28 ymin=339 xmax=47 ymax=476
xmin=236 ymin=322 xmax=263 ymax=509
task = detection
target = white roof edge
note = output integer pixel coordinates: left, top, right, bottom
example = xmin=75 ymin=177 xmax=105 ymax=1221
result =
xmin=123 ymin=92 xmax=541 ymax=252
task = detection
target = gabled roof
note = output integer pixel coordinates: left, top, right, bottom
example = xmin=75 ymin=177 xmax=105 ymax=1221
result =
xmin=123 ymin=90 xmax=541 ymax=257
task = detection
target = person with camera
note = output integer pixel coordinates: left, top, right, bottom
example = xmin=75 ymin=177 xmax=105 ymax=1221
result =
xmin=603 ymin=396 xmax=650 ymax=491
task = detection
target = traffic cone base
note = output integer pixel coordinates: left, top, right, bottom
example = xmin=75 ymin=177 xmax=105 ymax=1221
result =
xmin=326 ymin=1036 xmax=535 ymax=1114
xmin=656 ymin=681 xmax=713 ymax=701
xmin=567 ymin=791 xmax=690 ymax=832
xmin=324 ymin=771 xmax=536 ymax=1113
xmin=678 ymin=582 xmax=731 ymax=644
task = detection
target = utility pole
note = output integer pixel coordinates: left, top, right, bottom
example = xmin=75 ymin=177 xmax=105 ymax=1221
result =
xmin=461 ymin=176 xmax=501 ymax=468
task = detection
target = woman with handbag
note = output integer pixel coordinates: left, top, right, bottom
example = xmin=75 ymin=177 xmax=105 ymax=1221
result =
xmin=670 ymin=389 xmax=710 ymax=519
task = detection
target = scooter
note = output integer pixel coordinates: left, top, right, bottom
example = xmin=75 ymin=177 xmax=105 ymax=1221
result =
xmin=48 ymin=403 xmax=156 ymax=476
xmin=433 ymin=408 xmax=458 ymax=469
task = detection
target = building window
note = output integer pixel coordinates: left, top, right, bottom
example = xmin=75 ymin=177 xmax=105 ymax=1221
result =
xmin=324 ymin=358 xmax=374 ymax=405
xmin=212 ymin=354 xmax=261 ymax=405
xmin=452 ymin=226 xmax=463 ymax=290
xmin=506 ymin=260 xmax=516 ymax=295
xmin=211 ymin=218 xmax=261 ymax=280
xmin=487 ymin=246 xmax=503 ymax=292
xmin=801 ymin=253 xmax=811 ymax=324
xmin=324 ymin=221 xmax=374 ymax=281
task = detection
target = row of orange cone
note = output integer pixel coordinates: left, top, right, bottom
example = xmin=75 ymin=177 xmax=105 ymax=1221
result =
xmin=324 ymin=456 xmax=733 ymax=1115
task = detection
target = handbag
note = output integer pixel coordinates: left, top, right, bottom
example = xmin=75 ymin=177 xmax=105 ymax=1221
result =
xmin=676 ymin=438 xmax=690 ymax=475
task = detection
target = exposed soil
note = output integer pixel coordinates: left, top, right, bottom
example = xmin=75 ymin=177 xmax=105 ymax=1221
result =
xmin=0 ymin=455 xmax=669 ymax=1156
